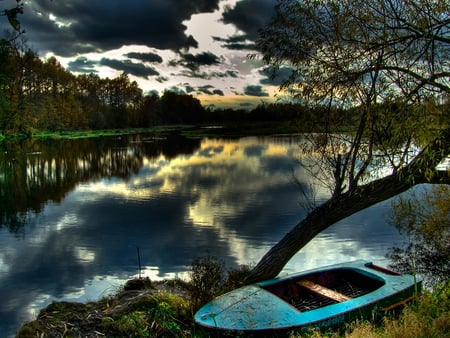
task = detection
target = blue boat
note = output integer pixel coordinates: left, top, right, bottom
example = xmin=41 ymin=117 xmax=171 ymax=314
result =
xmin=194 ymin=260 xmax=421 ymax=332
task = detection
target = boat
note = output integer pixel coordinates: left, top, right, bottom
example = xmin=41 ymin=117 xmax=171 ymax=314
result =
xmin=194 ymin=260 xmax=421 ymax=332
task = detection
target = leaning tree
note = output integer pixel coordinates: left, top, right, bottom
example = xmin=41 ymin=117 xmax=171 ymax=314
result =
xmin=246 ymin=0 xmax=450 ymax=283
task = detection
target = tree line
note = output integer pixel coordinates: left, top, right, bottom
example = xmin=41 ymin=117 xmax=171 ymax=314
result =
xmin=0 ymin=39 xmax=201 ymax=134
xmin=0 ymin=37 xmax=359 ymax=137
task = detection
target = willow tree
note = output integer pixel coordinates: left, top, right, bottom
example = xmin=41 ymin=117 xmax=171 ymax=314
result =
xmin=246 ymin=0 xmax=450 ymax=283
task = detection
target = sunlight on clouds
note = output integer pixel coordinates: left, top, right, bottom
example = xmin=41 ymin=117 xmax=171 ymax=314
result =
xmin=216 ymin=226 xmax=270 ymax=266
xmin=0 ymin=255 xmax=8 ymax=273
xmin=198 ymin=88 xmax=278 ymax=109
xmin=283 ymin=235 xmax=375 ymax=275
xmin=48 ymin=13 xmax=73 ymax=28
xmin=133 ymin=266 xmax=189 ymax=281
xmin=74 ymin=247 xmax=96 ymax=263
xmin=76 ymin=137 xmax=297 ymax=206
xmin=54 ymin=213 xmax=79 ymax=232
xmin=184 ymin=10 xmax=236 ymax=56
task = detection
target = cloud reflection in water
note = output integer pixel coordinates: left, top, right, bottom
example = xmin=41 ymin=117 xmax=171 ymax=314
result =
xmin=0 ymin=135 xmax=404 ymax=337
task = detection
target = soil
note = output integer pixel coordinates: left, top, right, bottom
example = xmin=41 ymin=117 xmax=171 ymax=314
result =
xmin=16 ymin=278 xmax=191 ymax=338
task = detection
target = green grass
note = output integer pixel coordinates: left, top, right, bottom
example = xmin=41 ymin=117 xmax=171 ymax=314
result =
xmin=17 ymin=280 xmax=449 ymax=338
xmin=16 ymin=258 xmax=450 ymax=338
xmin=293 ymin=285 xmax=449 ymax=338
xmin=1 ymin=120 xmax=315 ymax=142
xmin=31 ymin=127 xmax=177 ymax=139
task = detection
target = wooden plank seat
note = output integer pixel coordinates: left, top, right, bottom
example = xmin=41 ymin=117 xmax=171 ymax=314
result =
xmin=297 ymin=279 xmax=352 ymax=302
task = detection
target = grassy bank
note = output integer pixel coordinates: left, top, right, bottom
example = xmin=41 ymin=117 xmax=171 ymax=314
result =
xmin=32 ymin=126 xmax=191 ymax=139
xmin=16 ymin=279 xmax=449 ymax=338
xmin=16 ymin=259 xmax=449 ymax=338
xmin=0 ymin=120 xmax=313 ymax=142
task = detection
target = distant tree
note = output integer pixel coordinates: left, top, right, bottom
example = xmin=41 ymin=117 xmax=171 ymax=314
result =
xmin=156 ymin=91 xmax=205 ymax=124
xmin=246 ymin=0 xmax=450 ymax=283
xmin=77 ymin=73 xmax=106 ymax=129
xmin=388 ymin=185 xmax=450 ymax=288
xmin=138 ymin=92 xmax=160 ymax=127
xmin=0 ymin=38 xmax=29 ymax=134
xmin=102 ymin=73 xmax=143 ymax=128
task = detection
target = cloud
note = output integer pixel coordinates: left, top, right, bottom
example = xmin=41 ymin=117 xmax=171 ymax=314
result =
xmin=0 ymin=0 xmax=280 ymax=104
xmin=125 ymin=52 xmax=163 ymax=64
xmin=67 ymin=57 xmax=98 ymax=73
xmin=259 ymin=66 xmax=294 ymax=86
xmin=99 ymin=58 xmax=160 ymax=78
xmin=172 ymin=51 xmax=221 ymax=71
xmin=185 ymin=85 xmax=196 ymax=93
xmin=156 ymin=76 xmax=169 ymax=83
xmin=184 ymin=84 xmax=225 ymax=96
xmin=18 ymin=0 xmax=221 ymax=56
xmin=222 ymin=0 xmax=277 ymax=41
xmin=199 ymin=85 xmax=225 ymax=96
xmin=244 ymin=85 xmax=269 ymax=97
xmin=213 ymin=89 xmax=225 ymax=96
xmin=212 ymin=35 xmax=256 ymax=50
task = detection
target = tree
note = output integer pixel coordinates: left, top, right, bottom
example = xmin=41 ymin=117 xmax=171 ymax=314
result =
xmin=388 ymin=185 xmax=449 ymax=288
xmin=156 ymin=91 xmax=205 ymax=124
xmin=246 ymin=0 xmax=450 ymax=283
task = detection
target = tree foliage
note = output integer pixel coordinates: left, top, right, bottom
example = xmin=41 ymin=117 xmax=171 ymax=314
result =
xmin=247 ymin=0 xmax=450 ymax=282
xmin=388 ymin=185 xmax=450 ymax=288
xmin=0 ymin=40 xmax=214 ymax=134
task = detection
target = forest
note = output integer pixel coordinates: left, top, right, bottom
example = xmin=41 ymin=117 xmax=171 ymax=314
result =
xmin=0 ymin=38 xmax=352 ymax=137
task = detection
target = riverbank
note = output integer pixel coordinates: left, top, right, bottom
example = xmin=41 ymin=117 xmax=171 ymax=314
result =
xmin=0 ymin=120 xmax=330 ymax=142
xmin=16 ymin=276 xmax=449 ymax=337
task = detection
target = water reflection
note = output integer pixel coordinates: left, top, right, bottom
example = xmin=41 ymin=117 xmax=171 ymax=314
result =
xmin=0 ymin=134 xmax=404 ymax=337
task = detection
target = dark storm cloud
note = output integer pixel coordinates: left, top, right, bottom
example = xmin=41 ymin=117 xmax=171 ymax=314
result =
xmin=184 ymin=84 xmax=224 ymax=96
xmin=197 ymin=85 xmax=215 ymax=95
xmin=198 ymin=85 xmax=225 ymax=96
xmin=177 ymin=69 xmax=239 ymax=81
xmin=156 ymin=76 xmax=169 ymax=83
xmin=213 ymin=89 xmax=225 ymax=96
xmin=224 ymin=70 xmax=239 ymax=78
xmin=244 ymin=85 xmax=269 ymax=97
xmin=173 ymin=51 xmax=221 ymax=71
xmin=222 ymin=0 xmax=277 ymax=41
xmin=260 ymin=66 xmax=294 ymax=86
xmin=213 ymin=35 xmax=256 ymax=50
xmin=67 ymin=56 xmax=98 ymax=73
xmin=125 ymin=52 xmax=163 ymax=64
xmin=17 ymin=0 xmax=221 ymax=56
xmin=185 ymin=85 xmax=195 ymax=93
xmin=99 ymin=58 xmax=160 ymax=78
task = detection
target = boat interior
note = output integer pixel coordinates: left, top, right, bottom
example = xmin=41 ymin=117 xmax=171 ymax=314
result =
xmin=263 ymin=268 xmax=385 ymax=312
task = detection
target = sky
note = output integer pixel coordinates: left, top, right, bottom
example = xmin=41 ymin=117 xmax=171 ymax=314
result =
xmin=2 ymin=0 xmax=284 ymax=109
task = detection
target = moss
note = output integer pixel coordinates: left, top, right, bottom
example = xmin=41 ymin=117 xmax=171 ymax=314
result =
xmin=17 ymin=274 xmax=449 ymax=338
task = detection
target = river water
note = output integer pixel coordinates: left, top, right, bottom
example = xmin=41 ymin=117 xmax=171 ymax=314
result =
xmin=0 ymin=133 xmax=406 ymax=336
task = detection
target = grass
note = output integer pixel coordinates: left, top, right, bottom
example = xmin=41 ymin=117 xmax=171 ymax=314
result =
xmin=296 ymin=291 xmax=449 ymax=338
xmin=16 ymin=257 xmax=449 ymax=338
xmin=31 ymin=126 xmax=192 ymax=139
xmin=1 ymin=120 xmax=313 ymax=142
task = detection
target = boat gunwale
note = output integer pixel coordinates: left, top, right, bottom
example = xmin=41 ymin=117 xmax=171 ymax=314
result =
xmin=194 ymin=260 xmax=421 ymax=331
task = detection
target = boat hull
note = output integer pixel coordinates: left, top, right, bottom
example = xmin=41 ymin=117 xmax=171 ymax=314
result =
xmin=194 ymin=260 xmax=421 ymax=332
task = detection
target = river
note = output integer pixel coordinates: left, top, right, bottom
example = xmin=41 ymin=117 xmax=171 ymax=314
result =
xmin=0 ymin=133 xmax=406 ymax=337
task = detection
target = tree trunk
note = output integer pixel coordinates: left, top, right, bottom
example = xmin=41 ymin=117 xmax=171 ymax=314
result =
xmin=246 ymin=129 xmax=450 ymax=283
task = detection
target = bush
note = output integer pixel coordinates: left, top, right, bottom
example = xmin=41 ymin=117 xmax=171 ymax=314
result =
xmin=388 ymin=185 xmax=450 ymax=288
